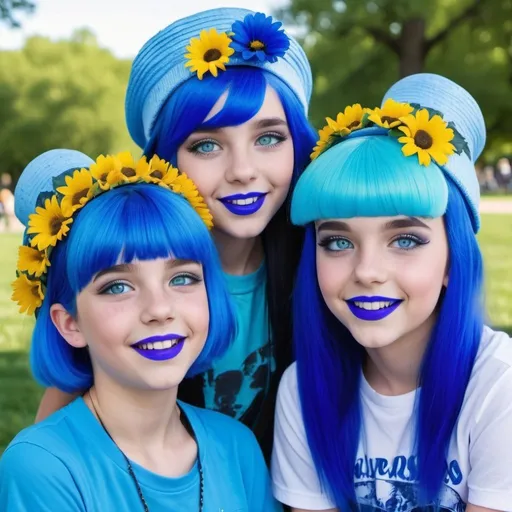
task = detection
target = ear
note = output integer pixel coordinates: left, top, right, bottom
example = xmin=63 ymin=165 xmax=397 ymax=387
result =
xmin=50 ymin=304 xmax=87 ymax=349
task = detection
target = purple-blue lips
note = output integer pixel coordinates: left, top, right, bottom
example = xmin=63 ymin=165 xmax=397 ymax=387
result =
xmin=131 ymin=334 xmax=185 ymax=361
xmin=346 ymin=296 xmax=402 ymax=322
xmin=219 ymin=192 xmax=266 ymax=216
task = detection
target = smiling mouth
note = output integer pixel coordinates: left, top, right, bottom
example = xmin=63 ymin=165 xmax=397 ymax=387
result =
xmin=351 ymin=300 xmax=397 ymax=311
xmin=132 ymin=339 xmax=183 ymax=350
xmin=346 ymin=297 xmax=402 ymax=321
xmin=223 ymin=197 xmax=260 ymax=206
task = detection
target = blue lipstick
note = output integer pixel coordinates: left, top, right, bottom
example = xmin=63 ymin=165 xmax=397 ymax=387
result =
xmin=346 ymin=296 xmax=402 ymax=322
xmin=219 ymin=192 xmax=266 ymax=216
xmin=131 ymin=334 xmax=185 ymax=361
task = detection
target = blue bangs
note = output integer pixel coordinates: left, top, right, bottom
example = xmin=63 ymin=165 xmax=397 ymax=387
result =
xmin=30 ymin=184 xmax=235 ymax=392
xmin=291 ymin=135 xmax=449 ymax=224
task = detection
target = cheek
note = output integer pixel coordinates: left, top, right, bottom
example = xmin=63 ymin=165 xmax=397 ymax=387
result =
xmin=266 ymin=146 xmax=294 ymax=187
xmin=316 ymin=252 xmax=347 ymax=301
xmin=176 ymin=151 xmax=216 ymax=196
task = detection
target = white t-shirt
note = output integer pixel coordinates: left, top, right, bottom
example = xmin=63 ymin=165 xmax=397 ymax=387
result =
xmin=271 ymin=326 xmax=512 ymax=511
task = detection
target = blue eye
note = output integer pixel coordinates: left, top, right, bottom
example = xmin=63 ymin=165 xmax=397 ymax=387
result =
xmin=170 ymin=274 xmax=199 ymax=286
xmin=102 ymin=282 xmax=132 ymax=295
xmin=391 ymin=235 xmax=427 ymax=250
xmin=256 ymin=134 xmax=283 ymax=147
xmin=191 ymin=140 xmax=219 ymax=154
xmin=319 ymin=237 xmax=354 ymax=252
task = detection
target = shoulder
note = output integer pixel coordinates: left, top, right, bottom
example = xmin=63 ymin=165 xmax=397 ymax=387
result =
xmin=276 ymin=362 xmax=300 ymax=411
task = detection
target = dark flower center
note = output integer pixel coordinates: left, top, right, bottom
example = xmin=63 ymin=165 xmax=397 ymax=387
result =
xmin=121 ymin=167 xmax=136 ymax=177
xmin=72 ymin=189 xmax=89 ymax=206
xmin=414 ymin=129 xmax=433 ymax=149
xmin=204 ymin=49 xmax=221 ymax=62
xmin=150 ymin=170 xmax=163 ymax=179
xmin=347 ymin=121 xmax=361 ymax=129
xmin=50 ymin=216 xmax=64 ymax=236
xmin=381 ymin=116 xmax=397 ymax=125
xmin=31 ymin=284 xmax=41 ymax=299
xmin=249 ymin=40 xmax=265 ymax=51
xmin=99 ymin=173 xmax=108 ymax=181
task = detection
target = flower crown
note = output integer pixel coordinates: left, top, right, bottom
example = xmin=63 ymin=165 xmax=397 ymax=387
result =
xmin=11 ymin=152 xmax=213 ymax=316
xmin=310 ymin=99 xmax=471 ymax=167
xmin=184 ymin=12 xmax=290 ymax=80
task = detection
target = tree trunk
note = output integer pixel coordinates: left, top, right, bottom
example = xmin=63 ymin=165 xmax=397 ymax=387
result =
xmin=399 ymin=18 xmax=426 ymax=77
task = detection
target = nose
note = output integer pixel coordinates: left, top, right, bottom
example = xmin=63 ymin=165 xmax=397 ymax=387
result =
xmin=140 ymin=287 xmax=176 ymax=325
xmin=224 ymin=146 xmax=257 ymax=184
xmin=353 ymin=246 xmax=388 ymax=287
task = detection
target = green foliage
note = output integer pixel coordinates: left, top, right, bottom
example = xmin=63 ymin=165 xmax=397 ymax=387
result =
xmin=0 ymin=30 xmax=140 ymax=181
xmin=279 ymin=0 xmax=512 ymax=161
xmin=0 ymin=0 xmax=35 ymax=28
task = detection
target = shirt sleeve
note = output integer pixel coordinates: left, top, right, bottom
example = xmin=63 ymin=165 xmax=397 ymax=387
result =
xmin=271 ymin=364 xmax=335 ymax=510
xmin=0 ymin=442 xmax=84 ymax=511
xmin=467 ymin=367 xmax=512 ymax=511
xmin=237 ymin=425 xmax=283 ymax=512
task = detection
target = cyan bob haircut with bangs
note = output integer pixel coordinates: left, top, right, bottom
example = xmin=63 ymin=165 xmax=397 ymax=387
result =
xmin=291 ymin=131 xmax=484 ymax=508
xmin=31 ymin=183 xmax=236 ymax=394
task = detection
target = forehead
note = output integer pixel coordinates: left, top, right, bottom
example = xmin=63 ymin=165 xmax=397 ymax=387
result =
xmin=315 ymin=216 xmax=442 ymax=232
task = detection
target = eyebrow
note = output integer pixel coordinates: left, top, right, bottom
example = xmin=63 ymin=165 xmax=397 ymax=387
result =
xmin=93 ymin=259 xmax=199 ymax=281
xmin=317 ymin=217 xmax=431 ymax=234
xmin=192 ymin=117 xmax=288 ymax=134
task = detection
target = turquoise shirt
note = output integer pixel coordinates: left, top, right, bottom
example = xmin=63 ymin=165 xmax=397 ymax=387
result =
xmin=0 ymin=398 xmax=281 ymax=512
xmin=203 ymin=264 xmax=274 ymax=420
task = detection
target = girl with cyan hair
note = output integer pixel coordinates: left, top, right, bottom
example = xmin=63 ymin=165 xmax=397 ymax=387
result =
xmin=271 ymin=74 xmax=512 ymax=511
xmin=1 ymin=150 xmax=280 ymax=511
xmin=36 ymin=8 xmax=317 ymax=460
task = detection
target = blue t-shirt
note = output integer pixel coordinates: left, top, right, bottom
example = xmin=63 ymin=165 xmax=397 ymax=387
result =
xmin=203 ymin=264 xmax=274 ymax=420
xmin=0 ymin=398 xmax=281 ymax=512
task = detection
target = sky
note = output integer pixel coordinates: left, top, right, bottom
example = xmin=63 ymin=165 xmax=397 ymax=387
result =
xmin=0 ymin=0 xmax=289 ymax=59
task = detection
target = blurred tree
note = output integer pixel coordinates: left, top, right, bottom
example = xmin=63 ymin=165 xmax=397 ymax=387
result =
xmin=0 ymin=0 xmax=35 ymax=28
xmin=0 ymin=30 xmax=139 ymax=181
xmin=279 ymin=0 xmax=512 ymax=158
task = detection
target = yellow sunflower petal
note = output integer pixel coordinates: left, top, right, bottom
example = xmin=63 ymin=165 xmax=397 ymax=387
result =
xmin=417 ymin=149 xmax=432 ymax=166
xmin=17 ymin=246 xmax=50 ymax=277
xmin=57 ymin=168 xmax=94 ymax=216
xmin=11 ymin=274 xmax=44 ymax=315
xmin=401 ymin=143 xmax=420 ymax=157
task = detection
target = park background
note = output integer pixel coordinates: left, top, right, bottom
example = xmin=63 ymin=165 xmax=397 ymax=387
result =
xmin=1 ymin=0 xmax=512 ymax=452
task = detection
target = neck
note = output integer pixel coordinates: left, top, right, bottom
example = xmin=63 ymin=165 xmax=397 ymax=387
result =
xmin=84 ymin=377 xmax=183 ymax=454
xmin=363 ymin=315 xmax=436 ymax=396
xmin=212 ymin=229 xmax=264 ymax=275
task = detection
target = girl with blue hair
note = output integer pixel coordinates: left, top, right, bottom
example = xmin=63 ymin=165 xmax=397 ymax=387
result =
xmin=36 ymin=8 xmax=317 ymax=460
xmin=271 ymin=74 xmax=512 ymax=511
xmin=1 ymin=150 xmax=280 ymax=511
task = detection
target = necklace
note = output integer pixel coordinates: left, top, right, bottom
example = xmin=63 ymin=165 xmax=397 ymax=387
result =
xmin=88 ymin=392 xmax=204 ymax=512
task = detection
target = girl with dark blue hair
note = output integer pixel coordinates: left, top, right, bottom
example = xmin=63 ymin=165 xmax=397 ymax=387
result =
xmin=271 ymin=74 xmax=512 ymax=511
xmin=36 ymin=8 xmax=317 ymax=461
xmin=1 ymin=150 xmax=281 ymax=511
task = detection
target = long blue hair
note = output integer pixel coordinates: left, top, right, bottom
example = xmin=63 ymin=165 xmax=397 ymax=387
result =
xmin=292 ymin=134 xmax=484 ymax=508
xmin=31 ymin=183 xmax=236 ymax=393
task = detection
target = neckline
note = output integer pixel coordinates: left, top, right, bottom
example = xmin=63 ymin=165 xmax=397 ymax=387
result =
xmin=223 ymin=261 xmax=266 ymax=295
xmin=360 ymin=371 xmax=418 ymax=409
xmin=72 ymin=397 xmax=205 ymax=492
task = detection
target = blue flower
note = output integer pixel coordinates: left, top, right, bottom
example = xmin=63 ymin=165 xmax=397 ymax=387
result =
xmin=231 ymin=12 xmax=290 ymax=64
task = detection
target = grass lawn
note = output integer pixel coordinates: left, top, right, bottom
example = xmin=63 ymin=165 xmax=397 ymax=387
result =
xmin=0 ymin=215 xmax=511 ymax=452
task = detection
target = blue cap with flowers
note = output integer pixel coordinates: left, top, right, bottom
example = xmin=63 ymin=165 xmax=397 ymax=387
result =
xmin=125 ymin=7 xmax=313 ymax=149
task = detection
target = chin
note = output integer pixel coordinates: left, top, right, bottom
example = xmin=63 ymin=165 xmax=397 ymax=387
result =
xmin=343 ymin=322 xmax=404 ymax=350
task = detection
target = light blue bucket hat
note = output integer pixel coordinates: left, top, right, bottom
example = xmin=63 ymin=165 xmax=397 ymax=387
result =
xmin=15 ymin=149 xmax=94 ymax=227
xmin=382 ymin=73 xmax=485 ymax=232
xmin=125 ymin=7 xmax=313 ymax=150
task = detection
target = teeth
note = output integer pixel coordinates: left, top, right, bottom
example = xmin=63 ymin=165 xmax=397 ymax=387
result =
xmin=228 ymin=197 xmax=258 ymax=205
xmin=136 ymin=339 xmax=181 ymax=350
xmin=353 ymin=301 xmax=393 ymax=310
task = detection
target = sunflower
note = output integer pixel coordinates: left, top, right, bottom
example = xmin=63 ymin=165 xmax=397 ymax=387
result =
xmin=170 ymin=173 xmax=213 ymax=229
xmin=368 ymin=99 xmax=414 ymax=129
xmin=325 ymin=104 xmax=368 ymax=136
xmin=398 ymin=109 xmax=455 ymax=166
xmin=185 ymin=28 xmax=235 ymax=80
xmin=16 ymin=246 xmax=50 ymax=277
xmin=56 ymin=168 xmax=94 ymax=217
xmin=116 ymin=152 xmax=151 ymax=182
xmin=11 ymin=274 xmax=44 ymax=315
xmin=27 ymin=195 xmax=73 ymax=251
xmin=310 ymin=124 xmax=335 ymax=161
xmin=90 ymin=154 xmax=122 ymax=190
xmin=147 ymin=155 xmax=171 ymax=183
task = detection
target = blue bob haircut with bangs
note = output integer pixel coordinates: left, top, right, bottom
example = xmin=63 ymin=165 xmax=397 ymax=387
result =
xmin=291 ymin=133 xmax=484 ymax=507
xmin=30 ymin=183 xmax=236 ymax=394
xmin=146 ymin=66 xmax=316 ymax=187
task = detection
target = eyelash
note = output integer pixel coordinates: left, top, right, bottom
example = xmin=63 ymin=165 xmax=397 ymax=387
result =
xmin=186 ymin=131 xmax=288 ymax=154
xmin=98 ymin=272 xmax=202 ymax=295
xmin=317 ymin=234 xmax=430 ymax=252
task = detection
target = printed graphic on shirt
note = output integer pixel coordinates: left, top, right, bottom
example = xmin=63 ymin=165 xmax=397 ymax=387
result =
xmin=354 ymin=455 xmax=465 ymax=511
xmin=203 ymin=342 xmax=275 ymax=420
